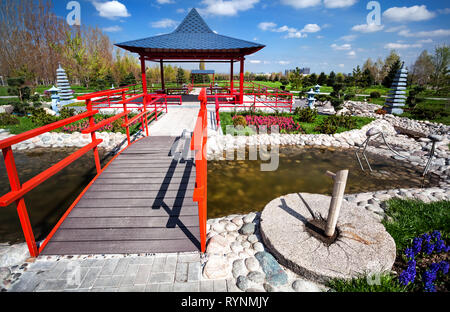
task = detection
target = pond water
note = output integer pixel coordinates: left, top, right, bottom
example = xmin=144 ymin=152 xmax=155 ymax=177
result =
xmin=207 ymin=147 xmax=440 ymax=219
xmin=0 ymin=146 xmax=439 ymax=244
xmin=0 ymin=148 xmax=113 ymax=244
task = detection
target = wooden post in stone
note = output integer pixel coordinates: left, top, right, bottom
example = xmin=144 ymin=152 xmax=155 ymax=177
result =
xmin=325 ymin=170 xmax=349 ymax=237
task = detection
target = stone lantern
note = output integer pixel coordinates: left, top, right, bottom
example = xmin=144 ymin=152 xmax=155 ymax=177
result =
xmin=314 ymin=84 xmax=321 ymax=94
xmin=56 ymin=64 xmax=75 ymax=107
xmin=47 ymin=85 xmax=61 ymax=113
xmin=307 ymin=88 xmax=316 ymax=109
xmin=385 ymin=62 xmax=408 ymax=114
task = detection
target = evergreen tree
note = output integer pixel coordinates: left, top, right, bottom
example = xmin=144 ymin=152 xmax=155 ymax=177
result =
xmin=382 ymin=59 xmax=401 ymax=88
xmin=308 ymin=73 xmax=318 ymax=86
xmin=176 ymin=67 xmax=186 ymax=85
xmin=317 ymin=72 xmax=327 ymax=85
xmin=327 ymin=71 xmax=336 ymax=87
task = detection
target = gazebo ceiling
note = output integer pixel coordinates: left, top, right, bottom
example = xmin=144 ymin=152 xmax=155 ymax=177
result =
xmin=115 ymin=8 xmax=265 ymax=60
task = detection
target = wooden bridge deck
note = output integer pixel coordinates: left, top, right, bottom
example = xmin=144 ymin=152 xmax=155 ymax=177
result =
xmin=42 ymin=136 xmax=200 ymax=255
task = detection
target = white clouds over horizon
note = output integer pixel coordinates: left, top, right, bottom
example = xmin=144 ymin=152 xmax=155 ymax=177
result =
xmin=324 ymin=0 xmax=357 ymax=9
xmin=352 ymin=23 xmax=384 ymax=33
xmin=384 ymin=43 xmax=422 ymax=50
xmin=383 ymin=5 xmax=435 ymax=23
xmin=198 ymin=0 xmax=260 ymax=16
xmin=258 ymin=22 xmax=320 ymax=39
xmin=280 ymin=0 xmax=357 ymax=9
xmin=92 ymin=1 xmax=130 ymax=20
xmin=331 ymin=43 xmax=352 ymax=50
xmin=398 ymin=28 xmax=450 ymax=38
xmin=151 ymin=18 xmax=178 ymax=28
xmin=102 ymin=25 xmax=122 ymax=32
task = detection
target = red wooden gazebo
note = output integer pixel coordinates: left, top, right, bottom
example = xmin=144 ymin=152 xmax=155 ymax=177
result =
xmin=115 ymin=8 xmax=265 ymax=104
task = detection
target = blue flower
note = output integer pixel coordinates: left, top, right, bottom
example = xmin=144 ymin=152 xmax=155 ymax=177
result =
xmin=424 ymin=241 xmax=435 ymax=255
xmin=434 ymin=239 xmax=446 ymax=253
xmin=431 ymin=231 xmax=441 ymax=241
xmin=399 ymin=260 xmax=417 ymax=286
xmin=404 ymin=247 xmax=415 ymax=260
xmin=412 ymin=237 xmax=423 ymax=255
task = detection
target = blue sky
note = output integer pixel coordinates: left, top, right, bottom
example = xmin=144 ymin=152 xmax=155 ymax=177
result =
xmin=53 ymin=0 xmax=450 ymax=74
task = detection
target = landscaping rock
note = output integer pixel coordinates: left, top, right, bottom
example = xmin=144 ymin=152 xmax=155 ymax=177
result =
xmin=239 ymin=223 xmax=255 ymax=235
xmin=232 ymin=259 xmax=247 ymax=278
xmin=206 ymin=235 xmax=230 ymax=254
xmin=292 ymin=279 xmax=323 ymax=292
xmin=203 ymin=255 xmax=229 ymax=279
xmin=254 ymin=252 xmax=288 ymax=287
xmin=247 ymin=271 xmax=265 ymax=284
xmin=243 ymin=212 xmax=257 ymax=224
xmin=236 ymin=275 xmax=249 ymax=291
xmin=245 ymin=257 xmax=260 ymax=272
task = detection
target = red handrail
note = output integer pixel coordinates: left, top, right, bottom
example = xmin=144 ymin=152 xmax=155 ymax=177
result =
xmin=0 ymin=87 xmax=164 ymax=258
xmin=191 ymin=88 xmax=208 ymax=253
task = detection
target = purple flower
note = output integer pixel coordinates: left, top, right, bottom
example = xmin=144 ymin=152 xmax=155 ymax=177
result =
xmin=404 ymin=247 xmax=415 ymax=260
xmin=412 ymin=237 xmax=423 ymax=255
xmin=439 ymin=261 xmax=449 ymax=275
xmin=399 ymin=260 xmax=417 ymax=286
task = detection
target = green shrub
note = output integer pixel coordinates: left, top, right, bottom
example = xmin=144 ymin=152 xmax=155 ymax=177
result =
xmin=29 ymin=108 xmax=57 ymax=126
xmin=330 ymin=97 xmax=344 ymax=110
xmin=314 ymin=119 xmax=338 ymax=134
xmin=314 ymin=114 xmax=357 ymax=134
xmin=0 ymin=113 xmax=20 ymax=125
xmin=370 ymin=91 xmax=381 ymax=98
xmin=12 ymin=101 xmax=30 ymax=116
xmin=59 ymin=107 xmax=76 ymax=119
xmin=294 ymin=107 xmax=318 ymax=123
xmin=344 ymin=93 xmax=355 ymax=101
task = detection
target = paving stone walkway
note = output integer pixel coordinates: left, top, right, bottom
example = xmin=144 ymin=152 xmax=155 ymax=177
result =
xmin=7 ymin=252 xmax=238 ymax=292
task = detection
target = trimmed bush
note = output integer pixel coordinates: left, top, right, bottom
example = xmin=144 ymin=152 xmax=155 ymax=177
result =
xmin=232 ymin=115 xmax=247 ymax=127
xmin=0 ymin=113 xmax=20 ymax=125
xmin=294 ymin=107 xmax=318 ymax=123
xmin=370 ymin=91 xmax=381 ymax=99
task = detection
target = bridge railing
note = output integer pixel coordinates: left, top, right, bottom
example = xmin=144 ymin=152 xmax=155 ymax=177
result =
xmin=0 ymin=87 xmax=169 ymax=257
xmin=191 ymin=88 xmax=208 ymax=253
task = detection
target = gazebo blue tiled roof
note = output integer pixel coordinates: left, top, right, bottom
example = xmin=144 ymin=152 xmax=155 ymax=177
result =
xmin=115 ymin=8 xmax=265 ymax=59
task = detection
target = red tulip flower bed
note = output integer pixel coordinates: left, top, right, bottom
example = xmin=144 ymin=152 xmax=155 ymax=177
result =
xmin=233 ymin=115 xmax=304 ymax=134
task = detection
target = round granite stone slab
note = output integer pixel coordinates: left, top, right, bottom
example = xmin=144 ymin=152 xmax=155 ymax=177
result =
xmin=260 ymin=193 xmax=396 ymax=284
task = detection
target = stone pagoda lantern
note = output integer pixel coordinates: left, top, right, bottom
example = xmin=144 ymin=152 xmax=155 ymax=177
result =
xmin=314 ymin=84 xmax=321 ymax=94
xmin=385 ymin=62 xmax=408 ymax=114
xmin=307 ymin=88 xmax=316 ymax=109
xmin=56 ymin=64 xmax=75 ymax=108
xmin=47 ymin=85 xmax=60 ymax=113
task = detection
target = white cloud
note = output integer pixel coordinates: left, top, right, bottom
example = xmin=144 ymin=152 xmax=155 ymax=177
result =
xmin=249 ymin=60 xmax=262 ymax=64
xmin=258 ymin=22 xmax=277 ymax=31
xmin=151 ymin=18 xmax=178 ymax=28
xmin=340 ymin=34 xmax=357 ymax=41
xmin=301 ymin=24 xmax=321 ymax=33
xmin=399 ymin=28 xmax=450 ymax=37
xmin=352 ymin=23 xmax=384 ymax=33
xmin=331 ymin=43 xmax=352 ymax=50
xmin=324 ymin=0 xmax=358 ymax=9
xmin=347 ymin=50 xmax=356 ymax=57
xmin=280 ymin=0 xmax=321 ymax=9
xmin=176 ymin=8 xmax=186 ymax=13
xmin=316 ymin=35 xmax=324 ymax=39
xmin=338 ymin=64 xmax=345 ymax=68
xmin=102 ymin=25 xmax=122 ymax=32
xmin=199 ymin=0 xmax=260 ymax=16
xmin=383 ymin=5 xmax=435 ymax=22
xmin=156 ymin=0 xmax=174 ymax=4
xmin=259 ymin=22 xmax=311 ymax=39
xmin=278 ymin=61 xmax=290 ymax=65
xmin=384 ymin=43 xmax=422 ymax=49
xmin=417 ymin=39 xmax=433 ymax=44
xmin=92 ymin=1 xmax=130 ymax=19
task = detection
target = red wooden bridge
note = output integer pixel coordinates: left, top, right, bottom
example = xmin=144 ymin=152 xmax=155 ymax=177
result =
xmin=0 ymin=88 xmax=208 ymax=257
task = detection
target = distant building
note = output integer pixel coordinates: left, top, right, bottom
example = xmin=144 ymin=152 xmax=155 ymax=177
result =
xmin=285 ymin=67 xmax=310 ymax=76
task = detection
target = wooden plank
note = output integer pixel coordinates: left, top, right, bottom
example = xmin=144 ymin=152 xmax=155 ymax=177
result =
xmin=81 ymin=189 xmax=194 ymax=199
xmin=51 ymin=227 xmax=200 ymax=242
xmin=98 ymin=172 xmax=192 ymax=179
xmin=103 ymin=166 xmax=194 ymax=174
xmin=94 ymin=177 xmax=195 ymax=185
xmin=68 ymin=206 xmax=199 ymax=217
xmin=41 ymin=239 xmax=199 ymax=255
xmin=76 ymin=197 xmax=196 ymax=208
xmin=109 ymin=160 xmax=194 ymax=166
xmin=88 ymin=183 xmax=194 ymax=192
xmin=60 ymin=216 xmax=199 ymax=229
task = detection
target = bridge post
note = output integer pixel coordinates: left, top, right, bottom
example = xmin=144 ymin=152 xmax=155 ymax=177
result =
xmin=86 ymin=99 xmax=101 ymax=174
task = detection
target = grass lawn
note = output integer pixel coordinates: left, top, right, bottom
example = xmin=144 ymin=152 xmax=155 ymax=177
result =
xmin=328 ymin=199 xmax=450 ymax=292
xmin=219 ymin=111 xmax=374 ymax=135
xmin=0 ymin=97 xmax=21 ymax=106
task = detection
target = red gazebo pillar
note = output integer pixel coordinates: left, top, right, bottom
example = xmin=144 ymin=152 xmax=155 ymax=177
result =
xmin=140 ymin=55 xmax=147 ymax=95
xmin=160 ymin=60 xmax=165 ymax=93
xmin=230 ymin=60 xmax=234 ymax=94
xmin=239 ymin=57 xmax=245 ymax=104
